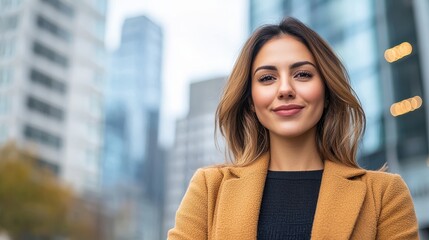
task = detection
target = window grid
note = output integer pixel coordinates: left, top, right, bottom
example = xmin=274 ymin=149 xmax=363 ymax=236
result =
xmin=23 ymin=124 xmax=62 ymax=149
xmin=36 ymin=15 xmax=71 ymax=42
xmin=30 ymin=68 xmax=67 ymax=94
xmin=26 ymin=95 xmax=64 ymax=121
xmin=40 ymin=0 xmax=74 ymax=18
xmin=33 ymin=41 xmax=69 ymax=68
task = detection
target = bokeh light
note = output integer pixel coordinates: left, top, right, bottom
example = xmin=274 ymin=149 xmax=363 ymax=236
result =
xmin=390 ymin=96 xmax=423 ymax=117
xmin=384 ymin=42 xmax=413 ymax=63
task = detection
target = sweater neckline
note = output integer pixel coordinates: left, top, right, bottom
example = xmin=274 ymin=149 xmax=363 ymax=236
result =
xmin=267 ymin=169 xmax=323 ymax=180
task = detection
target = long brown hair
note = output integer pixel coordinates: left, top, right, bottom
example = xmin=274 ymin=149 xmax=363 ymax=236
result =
xmin=216 ymin=17 xmax=365 ymax=168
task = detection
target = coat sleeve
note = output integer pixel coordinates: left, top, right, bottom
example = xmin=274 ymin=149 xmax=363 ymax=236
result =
xmin=168 ymin=169 xmax=208 ymax=240
xmin=376 ymin=174 xmax=419 ymax=239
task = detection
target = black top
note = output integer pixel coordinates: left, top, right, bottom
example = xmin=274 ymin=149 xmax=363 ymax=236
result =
xmin=257 ymin=170 xmax=323 ymax=240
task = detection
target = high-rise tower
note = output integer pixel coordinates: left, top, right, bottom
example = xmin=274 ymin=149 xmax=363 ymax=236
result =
xmin=103 ymin=15 xmax=164 ymax=239
xmin=0 ymin=0 xmax=107 ymax=194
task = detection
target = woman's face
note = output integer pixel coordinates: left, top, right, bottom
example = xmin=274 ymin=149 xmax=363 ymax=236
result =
xmin=251 ymin=34 xmax=325 ymax=140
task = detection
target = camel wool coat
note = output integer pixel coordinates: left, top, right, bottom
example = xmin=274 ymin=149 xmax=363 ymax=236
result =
xmin=168 ymin=153 xmax=419 ymax=239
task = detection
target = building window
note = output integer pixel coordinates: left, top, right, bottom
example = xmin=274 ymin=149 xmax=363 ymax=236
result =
xmin=23 ymin=124 xmax=62 ymax=149
xmin=27 ymin=95 xmax=64 ymax=121
xmin=0 ymin=38 xmax=14 ymax=59
xmin=40 ymin=0 xmax=74 ymax=18
xmin=36 ymin=157 xmax=60 ymax=175
xmin=0 ymin=15 xmax=18 ymax=31
xmin=36 ymin=15 xmax=71 ymax=42
xmin=0 ymin=67 xmax=12 ymax=87
xmin=33 ymin=41 xmax=69 ymax=67
xmin=30 ymin=68 xmax=66 ymax=94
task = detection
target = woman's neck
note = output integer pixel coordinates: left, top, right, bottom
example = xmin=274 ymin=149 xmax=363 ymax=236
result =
xmin=268 ymin=129 xmax=323 ymax=171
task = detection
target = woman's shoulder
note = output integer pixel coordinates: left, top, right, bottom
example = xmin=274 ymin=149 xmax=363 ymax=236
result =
xmin=192 ymin=164 xmax=241 ymax=181
xmin=364 ymin=169 xmax=404 ymax=182
xmin=362 ymin=169 xmax=411 ymax=196
xmin=186 ymin=164 xmax=243 ymax=195
xmin=190 ymin=160 xmax=266 ymax=187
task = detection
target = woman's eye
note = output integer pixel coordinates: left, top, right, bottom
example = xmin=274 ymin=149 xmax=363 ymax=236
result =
xmin=258 ymin=75 xmax=276 ymax=82
xmin=294 ymin=71 xmax=313 ymax=79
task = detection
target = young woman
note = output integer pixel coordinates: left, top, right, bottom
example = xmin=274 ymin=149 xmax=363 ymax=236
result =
xmin=168 ymin=17 xmax=419 ymax=240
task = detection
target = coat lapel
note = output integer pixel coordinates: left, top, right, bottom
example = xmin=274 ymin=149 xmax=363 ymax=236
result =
xmin=214 ymin=153 xmax=269 ymax=240
xmin=213 ymin=155 xmax=367 ymax=240
xmin=311 ymin=160 xmax=367 ymax=239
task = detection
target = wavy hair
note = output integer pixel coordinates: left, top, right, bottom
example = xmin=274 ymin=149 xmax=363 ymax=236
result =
xmin=216 ymin=17 xmax=365 ymax=168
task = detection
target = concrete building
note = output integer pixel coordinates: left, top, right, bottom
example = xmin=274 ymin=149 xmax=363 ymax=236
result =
xmin=250 ymin=0 xmax=429 ymax=236
xmin=163 ymin=76 xmax=227 ymax=237
xmin=102 ymin=15 xmax=164 ymax=240
xmin=0 ymin=0 xmax=107 ymax=194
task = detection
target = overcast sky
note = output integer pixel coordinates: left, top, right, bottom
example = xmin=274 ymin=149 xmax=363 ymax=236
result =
xmin=105 ymin=0 xmax=248 ymax=147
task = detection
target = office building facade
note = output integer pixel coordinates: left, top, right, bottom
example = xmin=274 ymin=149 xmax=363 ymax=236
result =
xmin=0 ymin=0 xmax=107 ymax=194
xmin=163 ymin=76 xmax=227 ymax=237
xmin=103 ymin=15 xmax=164 ymax=240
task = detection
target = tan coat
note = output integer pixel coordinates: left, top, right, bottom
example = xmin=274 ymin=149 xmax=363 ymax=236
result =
xmin=168 ymin=153 xmax=419 ymax=239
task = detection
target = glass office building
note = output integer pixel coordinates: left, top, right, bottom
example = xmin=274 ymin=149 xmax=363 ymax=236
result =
xmin=163 ymin=76 xmax=227 ymax=238
xmin=103 ymin=15 xmax=164 ymax=240
xmin=250 ymin=0 xmax=429 ymax=236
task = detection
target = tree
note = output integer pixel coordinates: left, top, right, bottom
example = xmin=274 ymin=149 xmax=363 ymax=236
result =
xmin=0 ymin=142 xmax=103 ymax=240
xmin=0 ymin=142 xmax=72 ymax=239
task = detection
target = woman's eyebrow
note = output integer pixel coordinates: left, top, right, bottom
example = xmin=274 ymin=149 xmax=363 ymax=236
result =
xmin=290 ymin=61 xmax=316 ymax=70
xmin=253 ymin=65 xmax=277 ymax=76
xmin=253 ymin=61 xmax=316 ymax=76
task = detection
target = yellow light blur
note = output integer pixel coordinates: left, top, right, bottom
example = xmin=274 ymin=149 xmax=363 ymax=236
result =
xmin=410 ymin=97 xmax=418 ymax=109
xmin=390 ymin=96 xmax=423 ymax=117
xmin=390 ymin=105 xmax=397 ymax=116
xmin=399 ymin=42 xmax=412 ymax=55
xmin=384 ymin=42 xmax=413 ymax=63
xmin=384 ymin=49 xmax=396 ymax=63
xmin=401 ymin=100 xmax=412 ymax=112
xmin=414 ymin=96 xmax=423 ymax=108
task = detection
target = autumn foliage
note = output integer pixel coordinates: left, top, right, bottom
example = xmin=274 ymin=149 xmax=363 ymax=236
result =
xmin=0 ymin=143 xmax=103 ymax=239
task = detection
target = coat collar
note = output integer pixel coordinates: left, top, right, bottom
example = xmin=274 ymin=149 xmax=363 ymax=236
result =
xmin=311 ymin=159 xmax=367 ymax=239
xmin=213 ymin=153 xmax=269 ymax=239
xmin=214 ymin=152 xmax=367 ymax=239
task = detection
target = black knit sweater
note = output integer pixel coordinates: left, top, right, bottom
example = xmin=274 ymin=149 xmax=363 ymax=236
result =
xmin=257 ymin=170 xmax=323 ymax=240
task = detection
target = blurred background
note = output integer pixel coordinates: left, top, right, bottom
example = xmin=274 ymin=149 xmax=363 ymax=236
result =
xmin=0 ymin=0 xmax=428 ymax=239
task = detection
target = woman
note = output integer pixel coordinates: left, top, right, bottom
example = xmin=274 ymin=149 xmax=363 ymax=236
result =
xmin=168 ymin=17 xmax=419 ymax=239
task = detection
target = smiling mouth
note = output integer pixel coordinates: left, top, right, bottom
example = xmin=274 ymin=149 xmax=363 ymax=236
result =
xmin=273 ymin=105 xmax=304 ymax=117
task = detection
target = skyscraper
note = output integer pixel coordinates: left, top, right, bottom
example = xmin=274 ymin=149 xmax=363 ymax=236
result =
xmin=249 ymin=0 xmax=429 ymax=236
xmin=0 ymin=0 xmax=107 ymax=194
xmin=103 ymin=15 xmax=164 ymax=239
xmin=163 ymin=76 xmax=227 ymax=237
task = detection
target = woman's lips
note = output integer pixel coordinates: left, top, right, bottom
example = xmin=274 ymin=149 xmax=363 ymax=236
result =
xmin=272 ymin=104 xmax=304 ymax=116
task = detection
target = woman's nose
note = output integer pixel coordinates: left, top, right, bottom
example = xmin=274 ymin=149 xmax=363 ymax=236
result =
xmin=277 ymin=78 xmax=295 ymax=99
